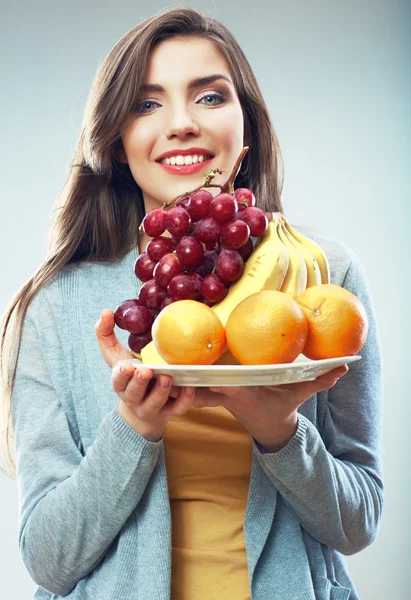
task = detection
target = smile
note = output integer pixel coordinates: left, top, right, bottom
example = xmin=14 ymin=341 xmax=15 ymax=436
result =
xmin=159 ymin=154 xmax=213 ymax=166
xmin=157 ymin=156 xmax=214 ymax=175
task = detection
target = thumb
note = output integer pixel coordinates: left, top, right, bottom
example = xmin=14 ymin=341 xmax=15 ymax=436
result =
xmin=95 ymin=309 xmax=133 ymax=366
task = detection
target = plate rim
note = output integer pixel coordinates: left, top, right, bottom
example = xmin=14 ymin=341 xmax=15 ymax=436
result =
xmin=116 ymin=355 xmax=361 ymax=371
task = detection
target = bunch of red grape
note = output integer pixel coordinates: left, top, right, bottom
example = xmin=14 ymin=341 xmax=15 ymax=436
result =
xmin=114 ymin=187 xmax=268 ymax=354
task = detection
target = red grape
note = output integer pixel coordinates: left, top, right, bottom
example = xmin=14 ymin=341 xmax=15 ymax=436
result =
xmin=142 ymin=208 xmax=167 ymax=237
xmin=189 ymin=190 xmax=213 ymax=221
xmin=194 ymin=217 xmax=221 ymax=245
xmin=114 ymin=299 xmax=141 ymax=330
xmin=166 ymin=206 xmax=191 ymax=238
xmin=153 ymin=253 xmax=183 ymax=288
xmin=176 ymin=236 xmax=204 ymax=267
xmin=221 ymin=219 xmax=250 ymax=249
xmin=139 ymin=279 xmax=168 ymax=309
xmin=187 ymin=250 xmax=217 ymax=277
xmin=134 ymin=253 xmax=156 ymax=282
xmin=176 ymin=195 xmax=192 ymax=211
xmin=216 ymin=249 xmax=244 ymax=283
xmin=146 ymin=236 xmax=175 ymax=262
xmin=237 ymin=237 xmax=254 ymax=261
xmin=201 ymin=274 xmax=227 ymax=302
xmin=234 ymin=188 xmax=256 ymax=211
xmin=209 ymin=193 xmax=238 ymax=222
xmin=128 ymin=330 xmax=152 ymax=354
xmin=242 ymin=207 xmax=269 ymax=236
xmin=199 ymin=297 xmax=215 ymax=307
xmin=167 ymin=273 xmax=202 ymax=300
xmin=123 ymin=305 xmax=153 ymax=334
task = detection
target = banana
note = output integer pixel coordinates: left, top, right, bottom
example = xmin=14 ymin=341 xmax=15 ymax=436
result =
xmin=140 ymin=217 xmax=289 ymax=364
xmin=140 ymin=339 xmax=167 ymax=364
xmin=280 ymin=216 xmax=321 ymax=287
xmin=212 ymin=217 xmax=289 ymax=327
xmin=282 ymin=220 xmax=330 ymax=284
xmin=276 ymin=218 xmax=307 ymax=298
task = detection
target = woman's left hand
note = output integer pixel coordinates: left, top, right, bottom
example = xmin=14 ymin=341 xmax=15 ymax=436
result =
xmin=193 ymin=365 xmax=349 ymax=453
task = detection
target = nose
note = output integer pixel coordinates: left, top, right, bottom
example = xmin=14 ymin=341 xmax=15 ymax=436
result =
xmin=165 ymin=106 xmax=200 ymax=140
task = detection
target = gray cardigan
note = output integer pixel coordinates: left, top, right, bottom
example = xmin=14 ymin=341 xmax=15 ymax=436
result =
xmin=11 ymin=228 xmax=383 ymax=600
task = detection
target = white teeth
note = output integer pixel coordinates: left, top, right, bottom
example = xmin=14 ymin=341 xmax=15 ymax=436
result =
xmin=160 ymin=154 xmax=212 ymax=165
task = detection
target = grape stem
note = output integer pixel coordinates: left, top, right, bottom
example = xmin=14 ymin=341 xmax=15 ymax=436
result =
xmin=161 ymin=146 xmax=249 ymax=210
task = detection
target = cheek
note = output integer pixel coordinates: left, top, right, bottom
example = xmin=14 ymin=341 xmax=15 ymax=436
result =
xmin=123 ymin=122 xmax=154 ymax=161
xmin=212 ymin=107 xmax=244 ymax=147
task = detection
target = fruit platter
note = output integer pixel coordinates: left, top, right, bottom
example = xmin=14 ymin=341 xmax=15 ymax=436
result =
xmin=114 ymin=147 xmax=368 ymax=382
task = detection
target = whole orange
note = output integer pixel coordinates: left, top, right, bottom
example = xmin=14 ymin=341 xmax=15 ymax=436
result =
xmin=225 ymin=290 xmax=308 ymax=365
xmin=296 ymin=284 xmax=368 ymax=359
xmin=152 ymin=300 xmax=226 ymax=365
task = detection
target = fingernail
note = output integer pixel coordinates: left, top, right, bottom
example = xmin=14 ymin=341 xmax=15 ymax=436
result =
xmin=121 ymin=365 xmax=133 ymax=375
xmin=137 ymin=368 xmax=151 ymax=380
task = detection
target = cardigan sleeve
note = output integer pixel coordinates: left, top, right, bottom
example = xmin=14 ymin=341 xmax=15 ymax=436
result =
xmin=252 ymin=246 xmax=384 ymax=555
xmin=12 ymin=305 xmax=163 ymax=596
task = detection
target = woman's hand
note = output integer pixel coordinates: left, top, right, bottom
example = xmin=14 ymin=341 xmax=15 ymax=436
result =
xmin=95 ymin=309 xmax=196 ymax=441
xmin=193 ymin=365 xmax=349 ymax=452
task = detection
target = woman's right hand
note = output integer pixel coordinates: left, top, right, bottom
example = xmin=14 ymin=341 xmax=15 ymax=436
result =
xmin=113 ymin=363 xmax=196 ymax=441
xmin=96 ymin=308 xmax=196 ymax=442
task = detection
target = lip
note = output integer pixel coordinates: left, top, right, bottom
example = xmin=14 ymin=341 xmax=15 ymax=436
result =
xmin=155 ymin=147 xmax=214 ymax=161
xmin=158 ymin=157 xmax=214 ymax=175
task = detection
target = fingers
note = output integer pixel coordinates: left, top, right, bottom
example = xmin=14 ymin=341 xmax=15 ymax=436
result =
xmin=163 ymin=386 xmax=196 ymax=417
xmin=316 ymin=365 xmax=349 ymax=385
xmin=95 ymin=309 xmax=116 ymax=346
xmin=113 ymin=363 xmax=196 ymax=419
xmin=112 ymin=364 xmax=152 ymax=399
xmin=95 ymin=309 xmax=133 ymax=366
xmin=141 ymin=374 xmax=174 ymax=416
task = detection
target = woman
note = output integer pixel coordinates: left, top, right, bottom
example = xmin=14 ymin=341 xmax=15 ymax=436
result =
xmin=0 ymin=6 xmax=383 ymax=599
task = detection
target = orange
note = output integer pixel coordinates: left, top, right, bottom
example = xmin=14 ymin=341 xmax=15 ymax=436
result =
xmin=152 ymin=300 xmax=226 ymax=365
xmin=296 ymin=283 xmax=368 ymax=360
xmin=225 ymin=290 xmax=308 ymax=365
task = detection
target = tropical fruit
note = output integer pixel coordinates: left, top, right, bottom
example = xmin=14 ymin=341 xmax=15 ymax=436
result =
xmin=225 ymin=290 xmax=308 ymax=365
xmin=297 ymin=284 xmax=368 ymax=359
xmin=151 ymin=300 xmax=225 ymax=365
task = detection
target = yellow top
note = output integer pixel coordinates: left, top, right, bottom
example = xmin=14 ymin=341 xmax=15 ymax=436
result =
xmin=163 ymin=405 xmax=253 ymax=600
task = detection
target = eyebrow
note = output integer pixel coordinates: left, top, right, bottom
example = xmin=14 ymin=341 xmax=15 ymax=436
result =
xmin=139 ymin=74 xmax=232 ymax=94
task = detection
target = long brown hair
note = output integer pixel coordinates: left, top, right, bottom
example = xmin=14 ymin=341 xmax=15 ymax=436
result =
xmin=0 ymin=5 xmax=284 ymax=476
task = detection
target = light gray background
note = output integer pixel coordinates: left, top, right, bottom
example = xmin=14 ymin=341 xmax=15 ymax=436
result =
xmin=1 ymin=0 xmax=409 ymax=598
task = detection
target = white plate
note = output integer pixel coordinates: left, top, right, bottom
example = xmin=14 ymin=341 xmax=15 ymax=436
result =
xmin=116 ymin=354 xmax=360 ymax=387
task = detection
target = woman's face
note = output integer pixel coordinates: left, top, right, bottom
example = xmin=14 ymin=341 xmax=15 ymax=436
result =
xmin=121 ymin=36 xmax=245 ymax=212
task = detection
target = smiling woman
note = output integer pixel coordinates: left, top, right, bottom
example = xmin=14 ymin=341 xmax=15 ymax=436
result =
xmin=0 ymin=5 xmax=382 ymax=600
xmin=120 ymin=36 xmax=245 ymax=227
